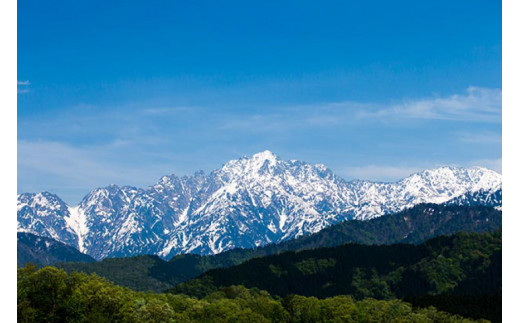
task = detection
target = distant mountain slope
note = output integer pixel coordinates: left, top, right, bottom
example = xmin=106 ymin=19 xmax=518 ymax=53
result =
xmin=445 ymin=188 xmax=502 ymax=209
xmin=18 ymin=232 xmax=95 ymax=266
xmin=172 ymin=231 xmax=501 ymax=299
xmin=250 ymin=203 xmax=502 ymax=252
xmin=58 ymin=204 xmax=501 ymax=292
xmin=18 ymin=151 xmax=502 ymax=259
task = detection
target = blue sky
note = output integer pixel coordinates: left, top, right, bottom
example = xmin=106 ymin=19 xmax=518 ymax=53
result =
xmin=18 ymin=0 xmax=502 ymax=204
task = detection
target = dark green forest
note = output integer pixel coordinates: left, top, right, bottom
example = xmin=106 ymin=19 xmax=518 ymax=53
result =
xmin=172 ymin=231 xmax=501 ymax=322
xmin=19 ymin=230 xmax=502 ymax=322
xmin=57 ymin=204 xmax=501 ymax=292
xmin=18 ymin=265 xmax=491 ymax=323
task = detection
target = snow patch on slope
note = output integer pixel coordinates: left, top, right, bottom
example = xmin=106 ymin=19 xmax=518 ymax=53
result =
xmin=65 ymin=206 xmax=89 ymax=253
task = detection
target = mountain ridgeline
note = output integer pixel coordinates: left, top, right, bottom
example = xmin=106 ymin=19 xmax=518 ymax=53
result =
xmin=18 ymin=151 xmax=502 ymax=260
xmin=17 ymin=232 xmax=95 ymax=267
xmin=57 ymin=204 xmax=501 ymax=293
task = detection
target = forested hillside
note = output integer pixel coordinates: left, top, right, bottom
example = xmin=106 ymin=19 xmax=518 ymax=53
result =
xmin=172 ymin=231 xmax=501 ymax=322
xmin=57 ymin=204 xmax=501 ymax=292
xmin=18 ymin=265 xmax=491 ymax=323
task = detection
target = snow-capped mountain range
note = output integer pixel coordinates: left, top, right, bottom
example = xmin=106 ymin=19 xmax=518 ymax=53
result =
xmin=17 ymin=151 xmax=502 ymax=260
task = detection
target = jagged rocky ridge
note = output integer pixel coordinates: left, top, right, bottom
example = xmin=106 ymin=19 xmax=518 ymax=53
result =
xmin=17 ymin=151 xmax=502 ymax=260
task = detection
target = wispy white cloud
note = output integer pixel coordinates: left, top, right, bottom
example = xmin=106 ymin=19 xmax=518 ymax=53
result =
xmin=18 ymin=87 xmax=502 ymax=142
xmin=358 ymin=87 xmax=501 ymax=123
xmin=18 ymin=140 xmax=119 ymax=185
xmin=17 ymin=80 xmax=30 ymax=93
xmin=458 ymin=131 xmax=502 ymax=144
xmin=216 ymin=87 xmax=501 ymax=132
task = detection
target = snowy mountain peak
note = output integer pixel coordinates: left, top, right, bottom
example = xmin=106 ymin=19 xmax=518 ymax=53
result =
xmin=252 ymin=150 xmax=279 ymax=162
xmin=314 ymin=163 xmax=329 ymax=171
xmin=18 ymin=152 xmax=502 ymax=260
xmin=221 ymin=150 xmax=280 ymax=174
